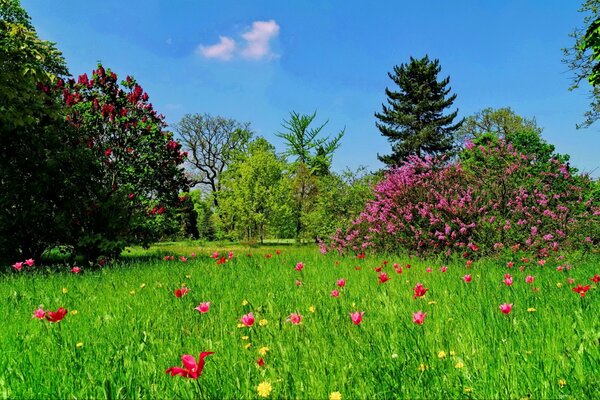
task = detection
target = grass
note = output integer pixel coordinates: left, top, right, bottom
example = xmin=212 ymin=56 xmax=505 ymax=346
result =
xmin=1 ymin=243 xmax=599 ymax=399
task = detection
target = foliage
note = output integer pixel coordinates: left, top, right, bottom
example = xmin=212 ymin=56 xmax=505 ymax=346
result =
xmin=331 ymin=137 xmax=599 ymax=257
xmin=62 ymin=65 xmax=189 ymax=260
xmin=188 ymin=190 xmax=217 ymax=241
xmin=375 ymin=55 xmax=463 ymax=166
xmin=176 ymin=114 xmax=253 ymax=207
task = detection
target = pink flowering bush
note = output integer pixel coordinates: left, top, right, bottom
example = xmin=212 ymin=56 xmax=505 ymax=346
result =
xmin=331 ymin=134 xmax=599 ymax=257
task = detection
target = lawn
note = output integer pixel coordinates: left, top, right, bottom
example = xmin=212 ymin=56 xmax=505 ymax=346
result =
xmin=1 ymin=243 xmax=598 ymax=399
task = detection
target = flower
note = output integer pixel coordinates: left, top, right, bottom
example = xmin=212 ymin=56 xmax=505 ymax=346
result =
xmin=572 ymin=284 xmax=591 ymax=297
xmin=504 ymin=274 xmax=513 ymax=286
xmin=265 ymin=254 xmax=272 ymax=259
xmin=244 ymin=343 xmax=252 ymax=350
xmin=455 ymin=361 xmax=464 ymax=369
xmin=195 ymin=302 xmax=210 ymax=313
xmin=228 ymin=251 xmax=234 ymax=259
xmin=257 ymin=381 xmax=272 ymax=398
xmin=32 ymin=308 xmax=46 ymax=319
xmin=349 ymin=311 xmax=365 ymax=325
xmin=337 ymin=279 xmax=346 ymax=288
xmin=412 ymin=311 xmax=427 ymax=325
xmin=295 ymin=279 xmax=302 ymax=286
xmin=331 ymin=290 xmax=340 ymax=298
xmin=71 ymin=266 xmax=81 ymax=274
xmin=413 ymin=283 xmax=429 ymax=299
xmin=329 ymin=392 xmax=342 ymax=400
xmin=179 ymin=256 xmax=187 ymax=262
xmin=257 ymin=357 xmax=265 ymax=367
xmin=12 ymin=262 xmax=23 ymax=271
xmin=567 ymin=277 xmax=575 ymax=285
xmin=357 ymin=253 xmax=365 ymax=259
xmin=525 ymin=275 xmax=534 ymax=284
xmin=426 ymin=267 xmax=432 ymax=273
xmin=308 ymin=306 xmax=315 ymax=313
xmin=527 ymin=308 xmax=536 ymax=312
xmin=438 ymin=351 xmax=446 ymax=359
xmin=25 ymin=258 xmax=35 ymax=267
xmin=440 ymin=266 xmax=447 ymax=273
xmin=258 ymin=346 xmax=269 ymax=356
xmin=295 ymin=262 xmax=304 ymax=271
xmin=166 ymin=352 xmax=214 ymax=379
xmin=591 ymin=274 xmax=600 ymax=284
xmin=211 ymin=251 xmax=219 ymax=259
xmin=463 ymin=274 xmax=472 ymax=283
xmin=216 ymin=256 xmax=227 ymax=265
xmin=259 ymin=319 xmax=268 ymax=326
xmin=499 ymin=303 xmax=513 ymax=314
xmin=174 ymin=287 xmax=189 ymax=298
xmin=418 ymin=363 xmax=427 ymax=372
xmin=242 ymin=299 xmax=249 ymax=306
xmin=558 ymin=379 xmax=566 ymax=388
xmin=62 ymin=287 xmax=68 ymax=294
xmin=241 ymin=312 xmax=255 ymax=327
xmin=76 ymin=342 xmax=84 ymax=348
xmin=378 ymin=272 xmax=391 ymax=284
xmin=45 ymin=307 xmax=68 ymax=323
xmin=287 ymin=313 xmax=302 ymax=325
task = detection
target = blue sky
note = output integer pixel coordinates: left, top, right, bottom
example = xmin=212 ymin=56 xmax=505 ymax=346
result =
xmin=23 ymin=0 xmax=600 ymax=177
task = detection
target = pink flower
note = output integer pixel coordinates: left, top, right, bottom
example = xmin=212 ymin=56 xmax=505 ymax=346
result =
xmin=295 ymin=280 xmax=302 ymax=286
xmin=378 ymin=272 xmax=391 ymax=284
xmin=567 ymin=277 xmax=575 ymax=285
xmin=32 ymin=308 xmax=46 ymax=319
xmin=287 ymin=313 xmax=302 ymax=325
xmin=412 ymin=310 xmax=427 ymax=325
xmin=440 ymin=266 xmax=447 ymax=273
xmin=180 ymin=256 xmax=187 ymax=262
xmin=350 ymin=311 xmax=364 ymax=325
xmin=174 ymin=287 xmax=189 ymax=298
xmin=591 ymin=274 xmax=600 ymax=284
xmin=504 ymin=274 xmax=513 ymax=286
xmin=499 ymin=303 xmax=513 ymax=314
xmin=525 ymin=275 xmax=534 ymax=284
xmin=71 ymin=266 xmax=81 ymax=274
xmin=556 ymin=265 xmax=564 ymax=272
xmin=426 ymin=267 xmax=432 ymax=273
xmin=12 ymin=262 xmax=23 ymax=271
xmin=295 ymin=262 xmax=304 ymax=271
xmin=506 ymin=261 xmax=514 ymax=268
xmin=166 ymin=352 xmax=214 ymax=379
xmin=331 ymin=290 xmax=340 ymax=298
xmin=463 ymin=274 xmax=472 ymax=283
xmin=24 ymin=258 xmax=35 ymax=267
xmin=228 ymin=251 xmax=234 ymax=260
xmin=413 ymin=283 xmax=428 ymax=299
xmin=190 ymin=252 xmax=196 ymax=258
xmin=465 ymin=260 xmax=473 ymax=268
xmin=538 ymin=259 xmax=546 ymax=266
xmin=337 ymin=279 xmax=346 ymax=288
xmin=211 ymin=251 xmax=219 ymax=259
xmin=240 ymin=312 xmax=255 ymax=327
xmin=195 ymin=302 xmax=210 ymax=313
xmin=395 ymin=266 xmax=403 ymax=274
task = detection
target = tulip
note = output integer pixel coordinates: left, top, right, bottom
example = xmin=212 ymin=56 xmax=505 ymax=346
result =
xmin=412 ymin=310 xmax=427 ymax=325
xmin=195 ymin=302 xmax=210 ymax=313
xmin=287 ymin=313 xmax=302 ymax=325
xmin=45 ymin=307 xmax=68 ymax=322
xmin=350 ymin=311 xmax=364 ymax=325
xmin=166 ymin=352 xmax=214 ymax=379
xmin=240 ymin=312 xmax=255 ymax=327
xmin=463 ymin=274 xmax=472 ymax=282
xmin=337 ymin=279 xmax=346 ymax=288
xmin=499 ymin=303 xmax=513 ymax=314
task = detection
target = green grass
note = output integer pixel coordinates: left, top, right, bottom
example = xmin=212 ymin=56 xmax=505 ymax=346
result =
xmin=1 ymin=244 xmax=599 ymax=399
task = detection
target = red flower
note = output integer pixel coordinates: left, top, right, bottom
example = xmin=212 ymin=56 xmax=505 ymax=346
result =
xmin=45 ymin=308 xmax=68 ymax=323
xmin=591 ymin=274 xmax=600 ymax=284
xmin=374 ymin=266 xmax=383 ymax=272
xmin=216 ymin=256 xmax=227 ymax=265
xmin=572 ymin=284 xmax=591 ymax=297
xmin=378 ymin=272 xmax=391 ymax=284
xmin=174 ymin=287 xmax=189 ymax=298
xmin=413 ymin=283 xmax=428 ymax=299
xmin=257 ymin=357 xmax=265 ymax=367
xmin=357 ymin=253 xmax=365 ymax=259
xmin=166 ymin=352 xmax=214 ymax=379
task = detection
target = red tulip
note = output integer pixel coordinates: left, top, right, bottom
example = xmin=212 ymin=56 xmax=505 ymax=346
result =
xmin=572 ymin=284 xmax=591 ymax=297
xmin=413 ymin=283 xmax=428 ymax=299
xmin=499 ymin=303 xmax=513 ymax=314
xmin=378 ymin=272 xmax=391 ymax=284
xmin=166 ymin=352 xmax=214 ymax=379
xmin=174 ymin=287 xmax=189 ymax=298
xmin=591 ymin=274 xmax=600 ymax=284
xmin=257 ymin=357 xmax=265 ymax=367
xmin=45 ymin=307 xmax=68 ymax=323
xmin=463 ymin=274 xmax=472 ymax=283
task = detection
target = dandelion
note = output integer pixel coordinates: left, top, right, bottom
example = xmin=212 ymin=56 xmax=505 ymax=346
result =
xmin=527 ymin=308 xmax=536 ymax=312
xmin=556 ymin=282 xmax=563 ymax=288
xmin=244 ymin=343 xmax=252 ymax=350
xmin=70 ymin=310 xmax=78 ymax=315
xmin=463 ymin=387 xmax=473 ymax=393
xmin=418 ymin=363 xmax=427 ymax=372
xmin=329 ymin=392 xmax=342 ymax=400
xmin=308 ymin=306 xmax=315 ymax=313
xmin=242 ymin=299 xmax=249 ymax=306
xmin=455 ymin=361 xmax=464 ymax=369
xmin=258 ymin=346 xmax=269 ymax=356
xmin=76 ymin=342 xmax=84 ymax=348
xmin=449 ymin=350 xmax=456 ymax=356
xmin=257 ymin=381 xmax=272 ymax=398
xmin=558 ymin=379 xmax=566 ymax=388
xmin=259 ymin=319 xmax=268 ymax=326
xmin=62 ymin=288 xmax=68 ymax=294
xmin=241 ymin=336 xmax=249 ymax=341
xmin=438 ymin=351 xmax=446 ymax=359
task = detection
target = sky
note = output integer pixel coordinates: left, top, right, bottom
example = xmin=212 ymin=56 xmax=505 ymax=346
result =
xmin=22 ymin=0 xmax=600 ymax=178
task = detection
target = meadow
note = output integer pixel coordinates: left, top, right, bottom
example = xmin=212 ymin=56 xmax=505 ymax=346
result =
xmin=1 ymin=242 xmax=599 ymax=399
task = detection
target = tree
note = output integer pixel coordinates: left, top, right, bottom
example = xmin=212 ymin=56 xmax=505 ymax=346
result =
xmin=375 ymin=55 xmax=463 ymax=166
xmin=563 ymin=0 xmax=600 ymax=128
xmin=456 ymin=107 xmax=542 ymax=145
xmin=176 ymin=114 xmax=252 ymax=208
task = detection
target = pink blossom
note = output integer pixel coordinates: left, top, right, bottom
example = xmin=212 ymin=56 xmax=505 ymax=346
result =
xmin=12 ymin=262 xmax=23 ymax=271
xmin=350 ymin=311 xmax=364 ymax=325
xmin=499 ymin=303 xmax=513 ymax=314
xmin=211 ymin=251 xmax=219 ymax=259
xmin=378 ymin=272 xmax=391 ymax=284
xmin=24 ymin=258 xmax=35 ymax=267
xmin=295 ymin=280 xmax=302 ymax=286
xmin=331 ymin=290 xmax=340 ymax=298
xmin=440 ymin=266 xmax=447 ymax=273
xmin=240 ymin=312 xmax=255 ymax=327
xmin=412 ymin=310 xmax=427 ymax=325
xmin=525 ymin=275 xmax=535 ymax=284
xmin=180 ymin=256 xmax=187 ymax=262
xmin=228 ymin=251 xmax=234 ymax=259
xmin=504 ymin=274 xmax=513 ymax=286
xmin=337 ymin=279 xmax=346 ymax=288
xmin=195 ymin=302 xmax=210 ymax=313
xmin=287 ymin=313 xmax=302 ymax=325
xmin=71 ymin=266 xmax=81 ymax=274
xmin=426 ymin=267 xmax=432 ymax=273
xmin=295 ymin=262 xmax=304 ymax=271
xmin=32 ymin=308 xmax=46 ymax=319
xmin=463 ymin=274 xmax=472 ymax=282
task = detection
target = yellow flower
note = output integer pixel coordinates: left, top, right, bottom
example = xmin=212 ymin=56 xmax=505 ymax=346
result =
xmin=455 ymin=361 xmax=464 ymax=369
xmin=140 ymin=283 xmax=146 ymax=289
xmin=62 ymin=288 xmax=68 ymax=294
xmin=185 ymin=274 xmax=191 ymax=279
xmin=242 ymin=299 xmax=249 ymax=306
xmin=237 ymin=323 xmax=245 ymax=328
xmin=76 ymin=342 xmax=84 ymax=348
xmin=241 ymin=336 xmax=249 ymax=341
xmin=257 ymin=381 xmax=272 ymax=398
xmin=244 ymin=343 xmax=252 ymax=350
xmin=329 ymin=392 xmax=342 ymax=400
xmin=527 ymin=308 xmax=536 ymax=312
xmin=259 ymin=319 xmax=268 ymax=326
xmin=428 ymin=301 xmax=437 ymax=305
xmin=157 ymin=283 xmax=163 ymax=288
xmin=70 ymin=310 xmax=78 ymax=315
xmin=418 ymin=364 xmax=427 ymax=372
xmin=449 ymin=350 xmax=456 ymax=356
xmin=351 ymin=302 xmax=356 ymax=308
xmin=463 ymin=387 xmax=473 ymax=393
xmin=258 ymin=346 xmax=269 ymax=356
xmin=130 ymin=290 xmax=136 ymax=295
xmin=437 ymin=351 xmax=446 ymax=359
xmin=556 ymin=282 xmax=563 ymax=288
xmin=558 ymin=379 xmax=566 ymax=388
xmin=309 ymin=306 xmax=316 ymax=313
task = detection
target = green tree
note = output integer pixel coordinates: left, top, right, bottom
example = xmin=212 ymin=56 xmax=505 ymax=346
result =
xmin=375 ymin=55 xmax=463 ymax=166
xmin=456 ymin=107 xmax=542 ymax=145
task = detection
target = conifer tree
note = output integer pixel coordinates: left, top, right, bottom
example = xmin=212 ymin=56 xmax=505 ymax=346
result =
xmin=375 ymin=55 xmax=462 ymax=166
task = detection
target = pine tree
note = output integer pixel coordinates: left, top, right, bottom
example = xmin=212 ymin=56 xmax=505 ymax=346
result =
xmin=375 ymin=55 xmax=463 ymax=166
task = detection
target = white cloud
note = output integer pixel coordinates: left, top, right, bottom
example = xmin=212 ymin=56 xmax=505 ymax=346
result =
xmin=240 ymin=20 xmax=280 ymax=60
xmin=197 ymin=36 xmax=236 ymax=60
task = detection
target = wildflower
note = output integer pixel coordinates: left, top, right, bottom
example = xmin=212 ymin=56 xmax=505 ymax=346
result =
xmin=242 ymin=299 xmax=249 ymax=306
xmin=257 ymin=381 xmax=272 ymax=397
xmin=265 ymin=254 xmax=272 ymax=259
xmin=259 ymin=319 xmax=268 ymax=326
xmin=295 ymin=280 xmax=302 ymax=286
xmin=62 ymin=288 xmax=68 ymax=294
xmin=556 ymin=282 xmax=563 ymax=288
xmin=190 ymin=252 xmax=196 ymax=258
xmin=130 ymin=290 xmax=136 ymax=295
xmin=349 ymin=311 xmax=364 ymax=325
xmin=32 ymin=308 xmax=46 ymax=319
xmin=438 ymin=351 xmax=446 ymax=359
xmin=504 ymin=274 xmax=513 ymax=286
xmin=357 ymin=253 xmax=365 ymax=259
xmin=556 ymin=265 xmax=564 ymax=272
xmin=195 ymin=302 xmax=210 ymax=313
xmin=287 ymin=313 xmax=302 ymax=325
xmin=166 ymin=352 xmax=214 ymax=379
xmin=391 ymin=353 xmax=398 ymax=359
xmin=449 ymin=350 xmax=456 ymax=356
xmin=527 ymin=308 xmax=536 ymax=312
xmin=241 ymin=336 xmax=249 ymax=341
xmin=466 ymin=260 xmax=473 ymax=268
xmin=308 ymin=306 xmax=315 ymax=313
xmin=12 ymin=261 xmax=23 ymax=271
xmin=241 ymin=312 xmax=255 ymax=327
xmin=591 ymin=274 xmax=600 ymax=284
xmin=276 ymin=250 xmax=281 ymax=255
xmin=499 ymin=303 xmax=513 ymax=314
xmin=257 ymin=357 xmax=265 ymax=367
xmin=258 ymin=346 xmax=269 ymax=356
xmin=329 ymin=392 xmax=342 ymax=400
xmin=378 ymin=272 xmax=391 ymax=284
xmin=211 ymin=251 xmax=219 ymax=259
xmin=331 ymin=290 xmax=340 ymax=298
xmin=506 ymin=261 xmax=514 ymax=268
xmin=244 ymin=343 xmax=252 ymax=349
xmin=572 ymin=284 xmax=591 ymax=297
xmin=440 ymin=266 xmax=447 ymax=273
xmin=228 ymin=251 xmax=234 ymax=259
xmin=76 ymin=342 xmax=84 ymax=348
xmin=426 ymin=267 xmax=432 ymax=273
xmin=558 ymin=379 xmax=566 ymax=388
xmin=70 ymin=310 xmax=78 ymax=315
xmin=179 ymin=256 xmax=187 ymax=262
xmin=216 ymin=256 xmax=227 ymax=265
xmin=567 ymin=277 xmax=575 ymax=284
xmin=463 ymin=387 xmax=473 ymax=393
xmin=525 ymin=275 xmax=534 ymax=284
xmin=395 ymin=266 xmax=403 ymax=274
xmin=295 ymin=262 xmax=304 ymax=271
xmin=45 ymin=308 xmax=68 ymax=323
xmin=140 ymin=283 xmax=146 ymax=289
xmin=418 ymin=363 xmax=427 ymax=372
xmin=428 ymin=301 xmax=437 ymax=305
xmin=412 ymin=311 xmax=427 ymax=325
xmin=337 ymin=279 xmax=346 ymax=288
xmin=71 ymin=266 xmax=81 ymax=274
xmin=174 ymin=287 xmax=189 ymax=298
xmin=463 ymin=274 xmax=472 ymax=283
xmin=455 ymin=361 xmax=464 ymax=369
xmin=374 ymin=266 xmax=383 ymax=272
xmin=413 ymin=283 xmax=428 ymax=299
xmin=25 ymin=258 xmax=35 ymax=267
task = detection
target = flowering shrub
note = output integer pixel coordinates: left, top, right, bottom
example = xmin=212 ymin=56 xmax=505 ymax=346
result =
xmin=331 ymin=135 xmax=599 ymax=257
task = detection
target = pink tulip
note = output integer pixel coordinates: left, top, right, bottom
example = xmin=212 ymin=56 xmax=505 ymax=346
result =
xmin=350 ymin=311 xmax=364 ymax=325
xmin=240 ymin=312 xmax=255 ymax=327
xmin=440 ymin=266 xmax=447 ymax=273
xmin=499 ymin=303 xmax=513 ymax=314
xmin=504 ymin=274 xmax=513 ymax=286
xmin=426 ymin=267 xmax=432 ymax=273
xmin=12 ymin=262 xmax=23 ymax=271
xmin=413 ymin=283 xmax=428 ymax=299
xmin=180 ymin=256 xmax=187 ymax=262
xmin=295 ymin=279 xmax=302 ymax=286
xmin=463 ymin=274 xmax=472 ymax=282
xmin=412 ymin=310 xmax=427 ymax=325
xmin=166 ymin=352 xmax=214 ymax=379
xmin=25 ymin=258 xmax=35 ymax=267
xmin=287 ymin=313 xmax=302 ymax=325
xmin=228 ymin=251 xmax=234 ymax=259
xmin=71 ymin=266 xmax=81 ymax=274
xmin=190 ymin=252 xmax=196 ymax=258
xmin=337 ymin=279 xmax=346 ymax=288
xmin=331 ymin=290 xmax=340 ymax=298
xmin=525 ymin=275 xmax=535 ymax=284
xmin=295 ymin=262 xmax=304 ymax=271
xmin=211 ymin=251 xmax=219 ymax=259
xmin=32 ymin=308 xmax=46 ymax=319
xmin=195 ymin=302 xmax=210 ymax=313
